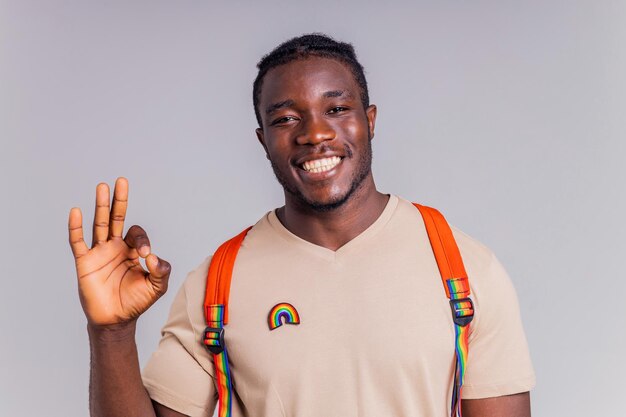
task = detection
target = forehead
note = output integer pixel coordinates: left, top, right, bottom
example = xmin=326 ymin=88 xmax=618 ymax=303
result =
xmin=259 ymin=57 xmax=359 ymax=107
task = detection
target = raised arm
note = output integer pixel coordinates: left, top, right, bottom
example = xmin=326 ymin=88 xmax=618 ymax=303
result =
xmin=68 ymin=177 xmax=185 ymax=417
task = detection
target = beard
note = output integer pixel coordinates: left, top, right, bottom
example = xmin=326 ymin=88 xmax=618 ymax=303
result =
xmin=269 ymin=136 xmax=373 ymax=213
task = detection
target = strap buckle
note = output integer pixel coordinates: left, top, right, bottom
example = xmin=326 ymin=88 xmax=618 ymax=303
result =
xmin=203 ymin=326 xmax=225 ymax=354
xmin=449 ymin=297 xmax=474 ymax=327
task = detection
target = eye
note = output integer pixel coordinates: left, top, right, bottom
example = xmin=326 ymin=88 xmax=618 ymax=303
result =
xmin=271 ymin=115 xmax=298 ymax=126
xmin=327 ymin=106 xmax=348 ymax=114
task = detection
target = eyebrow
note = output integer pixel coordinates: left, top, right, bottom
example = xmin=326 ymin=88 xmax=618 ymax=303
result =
xmin=323 ymin=90 xmax=353 ymax=99
xmin=265 ymin=99 xmax=295 ymax=115
xmin=265 ymin=90 xmax=355 ymax=115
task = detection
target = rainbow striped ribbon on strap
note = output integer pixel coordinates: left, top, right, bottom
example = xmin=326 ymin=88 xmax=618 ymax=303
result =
xmin=203 ymin=304 xmax=233 ymax=417
xmin=447 ymin=277 xmax=474 ymax=417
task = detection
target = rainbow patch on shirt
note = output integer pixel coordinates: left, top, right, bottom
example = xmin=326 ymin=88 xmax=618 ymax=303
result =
xmin=268 ymin=302 xmax=300 ymax=330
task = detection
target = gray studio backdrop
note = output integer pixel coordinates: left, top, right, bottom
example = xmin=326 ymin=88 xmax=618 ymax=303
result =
xmin=1 ymin=1 xmax=624 ymax=416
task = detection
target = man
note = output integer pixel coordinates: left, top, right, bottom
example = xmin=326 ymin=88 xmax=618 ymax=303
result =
xmin=68 ymin=34 xmax=535 ymax=417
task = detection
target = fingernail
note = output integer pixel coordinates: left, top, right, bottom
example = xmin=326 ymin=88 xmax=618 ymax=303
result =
xmin=140 ymin=246 xmax=150 ymax=257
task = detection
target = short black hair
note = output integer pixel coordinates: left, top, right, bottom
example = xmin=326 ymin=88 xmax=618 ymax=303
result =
xmin=253 ymin=33 xmax=370 ymax=127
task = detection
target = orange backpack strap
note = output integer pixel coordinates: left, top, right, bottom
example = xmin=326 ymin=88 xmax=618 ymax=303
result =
xmin=204 ymin=226 xmax=252 ymax=325
xmin=413 ymin=203 xmax=474 ymax=417
xmin=202 ymin=226 xmax=252 ymax=417
xmin=413 ymin=204 xmax=470 ymax=300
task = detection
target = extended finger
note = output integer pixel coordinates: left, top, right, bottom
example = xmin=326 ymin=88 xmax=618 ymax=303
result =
xmin=124 ymin=225 xmax=151 ymax=258
xmin=145 ymin=254 xmax=171 ymax=296
xmin=91 ymin=183 xmax=110 ymax=247
xmin=109 ymin=177 xmax=128 ymax=239
xmin=68 ymin=207 xmax=89 ymax=258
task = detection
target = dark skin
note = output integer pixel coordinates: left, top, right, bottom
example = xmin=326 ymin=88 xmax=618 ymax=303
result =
xmin=68 ymin=178 xmax=182 ymax=417
xmin=255 ymin=57 xmax=388 ymax=251
xmin=69 ymin=56 xmax=530 ymax=417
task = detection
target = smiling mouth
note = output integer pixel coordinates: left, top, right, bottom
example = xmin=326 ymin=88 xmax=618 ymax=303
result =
xmin=299 ymin=156 xmax=343 ymax=173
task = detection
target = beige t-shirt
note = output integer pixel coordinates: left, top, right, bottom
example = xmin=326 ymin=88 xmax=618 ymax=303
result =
xmin=142 ymin=195 xmax=535 ymax=417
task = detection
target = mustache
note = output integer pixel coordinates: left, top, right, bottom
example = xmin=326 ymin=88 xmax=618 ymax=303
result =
xmin=295 ymin=143 xmax=353 ymax=160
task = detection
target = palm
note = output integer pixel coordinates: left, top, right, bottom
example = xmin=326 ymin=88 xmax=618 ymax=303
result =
xmin=68 ymin=178 xmax=170 ymax=326
xmin=75 ymin=238 xmax=156 ymax=324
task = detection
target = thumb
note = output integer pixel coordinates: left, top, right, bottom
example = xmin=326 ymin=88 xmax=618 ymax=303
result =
xmin=145 ymin=254 xmax=171 ymax=297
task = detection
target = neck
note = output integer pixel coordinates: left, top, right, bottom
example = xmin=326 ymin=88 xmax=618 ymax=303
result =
xmin=276 ymin=177 xmax=389 ymax=251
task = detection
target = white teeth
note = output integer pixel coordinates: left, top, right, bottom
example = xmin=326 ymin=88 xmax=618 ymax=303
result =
xmin=302 ymin=156 xmax=342 ymax=173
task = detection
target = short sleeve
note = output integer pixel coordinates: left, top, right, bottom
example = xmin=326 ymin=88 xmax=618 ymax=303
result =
xmin=462 ymin=253 xmax=536 ymax=399
xmin=142 ymin=257 xmax=218 ymax=417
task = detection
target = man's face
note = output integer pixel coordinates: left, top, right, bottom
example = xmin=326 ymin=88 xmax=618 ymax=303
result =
xmin=256 ymin=56 xmax=377 ymax=211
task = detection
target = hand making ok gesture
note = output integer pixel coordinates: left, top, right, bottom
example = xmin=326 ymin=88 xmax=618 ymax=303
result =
xmin=68 ymin=177 xmax=171 ymax=326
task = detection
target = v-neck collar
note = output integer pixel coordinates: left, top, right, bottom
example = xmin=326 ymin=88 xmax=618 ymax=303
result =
xmin=266 ymin=194 xmax=399 ymax=262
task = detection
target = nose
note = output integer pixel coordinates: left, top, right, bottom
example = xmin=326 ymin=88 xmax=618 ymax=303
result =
xmin=295 ymin=115 xmax=336 ymax=146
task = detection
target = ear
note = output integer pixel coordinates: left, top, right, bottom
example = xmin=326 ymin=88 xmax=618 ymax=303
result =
xmin=365 ymin=104 xmax=377 ymax=140
xmin=256 ymin=128 xmax=270 ymax=160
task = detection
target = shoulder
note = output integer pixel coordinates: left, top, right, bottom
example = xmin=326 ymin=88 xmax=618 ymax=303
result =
xmin=179 ymin=213 xmax=273 ymax=303
xmin=394 ymin=196 xmax=513 ymax=303
xmin=395 ymin=195 xmax=498 ymax=274
xmin=180 ymin=255 xmax=213 ymax=302
xmin=450 ymin=225 xmax=498 ymax=277
xmin=181 ymin=211 xmax=273 ymax=290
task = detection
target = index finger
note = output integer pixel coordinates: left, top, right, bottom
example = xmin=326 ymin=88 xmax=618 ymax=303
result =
xmin=109 ymin=177 xmax=128 ymax=239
